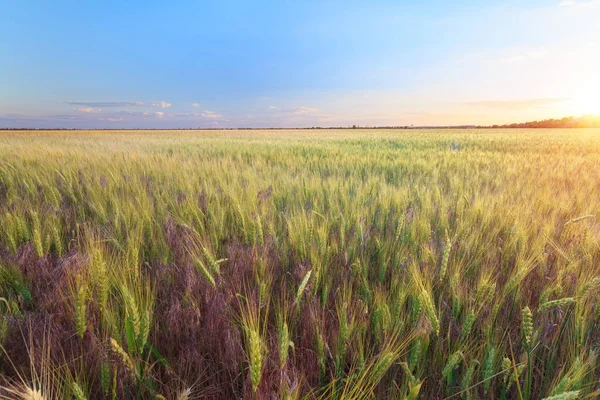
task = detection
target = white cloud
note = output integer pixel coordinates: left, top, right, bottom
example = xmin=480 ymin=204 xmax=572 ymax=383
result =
xmin=154 ymin=111 xmax=165 ymax=118
xmin=151 ymin=101 xmax=172 ymax=109
xmin=74 ymin=107 xmax=102 ymax=113
xmin=201 ymin=110 xmax=222 ymax=119
xmin=192 ymin=103 xmax=201 ymax=108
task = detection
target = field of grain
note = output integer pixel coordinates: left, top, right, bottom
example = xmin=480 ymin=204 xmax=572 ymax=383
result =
xmin=0 ymin=129 xmax=599 ymax=399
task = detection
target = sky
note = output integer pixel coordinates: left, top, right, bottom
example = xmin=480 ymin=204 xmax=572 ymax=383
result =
xmin=1 ymin=0 xmax=599 ymax=128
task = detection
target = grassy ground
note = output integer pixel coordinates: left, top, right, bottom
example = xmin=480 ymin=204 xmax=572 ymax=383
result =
xmin=0 ymin=129 xmax=599 ymax=399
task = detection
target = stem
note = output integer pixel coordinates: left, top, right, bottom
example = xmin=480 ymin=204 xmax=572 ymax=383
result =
xmin=525 ymin=348 xmax=532 ymax=400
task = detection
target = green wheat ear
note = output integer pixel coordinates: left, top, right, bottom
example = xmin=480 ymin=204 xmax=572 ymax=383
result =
xmin=255 ymin=214 xmax=264 ymax=246
xmin=138 ymin=308 xmax=151 ymax=350
xmin=461 ymin=361 xmax=477 ymax=400
xmin=248 ymin=328 xmax=264 ymax=391
xmin=51 ymin=225 xmax=62 ymax=256
xmin=31 ymin=211 xmax=44 ymax=258
xmin=501 ymin=357 xmax=512 ymax=384
xmin=460 ymin=311 xmax=476 ymax=341
xmin=109 ymin=338 xmax=136 ymax=377
xmin=409 ymin=338 xmax=423 ymax=372
xmin=542 ymin=391 xmax=581 ymax=400
xmin=277 ymin=312 xmax=291 ymax=369
xmin=95 ymin=255 xmax=109 ymax=315
xmin=296 ymin=269 xmax=312 ymax=305
xmin=521 ymin=306 xmax=533 ymax=347
xmin=0 ymin=318 xmax=9 ymax=346
xmin=442 ymin=350 xmax=463 ymax=383
xmin=312 ymin=325 xmax=327 ymax=380
xmin=71 ymin=382 xmax=87 ymax=400
xmin=74 ymin=283 xmax=88 ymax=339
xmin=419 ymin=287 xmax=439 ymax=335
xmin=193 ymin=257 xmax=216 ymax=287
xmin=540 ymin=297 xmax=575 ymax=312
xmin=100 ymin=362 xmax=111 ymax=396
xmin=439 ymin=234 xmax=451 ymax=282
xmin=483 ymin=346 xmax=496 ymax=394
xmin=122 ymin=287 xmax=140 ymax=354
xmin=509 ymin=363 xmax=526 ymax=385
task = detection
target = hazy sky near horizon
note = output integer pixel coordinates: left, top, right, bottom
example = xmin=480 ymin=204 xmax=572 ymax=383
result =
xmin=1 ymin=0 xmax=599 ymax=128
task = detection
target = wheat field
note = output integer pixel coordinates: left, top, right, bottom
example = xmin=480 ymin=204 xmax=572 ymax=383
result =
xmin=0 ymin=129 xmax=599 ymax=399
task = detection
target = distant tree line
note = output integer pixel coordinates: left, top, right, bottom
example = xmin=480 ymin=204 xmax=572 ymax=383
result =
xmin=2 ymin=115 xmax=600 ymax=131
xmin=487 ymin=115 xmax=600 ymax=129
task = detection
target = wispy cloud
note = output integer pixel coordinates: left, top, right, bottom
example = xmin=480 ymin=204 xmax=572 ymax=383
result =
xmin=559 ymin=0 xmax=600 ymax=7
xmin=127 ymin=111 xmax=169 ymax=118
xmin=89 ymin=110 xmax=174 ymax=119
xmin=497 ymin=49 xmax=547 ymax=64
xmin=66 ymin=101 xmax=144 ymax=107
xmin=68 ymin=100 xmax=171 ymax=109
xmin=292 ymin=106 xmax=319 ymax=114
xmin=0 ymin=106 xmax=231 ymax=128
xmin=151 ymin=101 xmax=171 ymax=109
xmin=192 ymin=103 xmax=201 ymax=108
xmin=267 ymin=106 xmax=319 ymax=114
xmin=465 ymin=98 xmax=568 ymax=110
xmin=258 ymin=104 xmax=339 ymax=126
xmin=455 ymin=47 xmax=549 ymax=67
xmin=74 ymin=107 xmax=102 ymax=113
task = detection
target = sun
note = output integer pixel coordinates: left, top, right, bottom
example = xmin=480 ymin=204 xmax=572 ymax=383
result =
xmin=560 ymin=91 xmax=600 ymax=116
xmin=572 ymin=94 xmax=600 ymax=115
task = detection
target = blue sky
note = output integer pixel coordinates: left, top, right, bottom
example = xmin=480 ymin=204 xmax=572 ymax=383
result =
xmin=1 ymin=0 xmax=599 ymax=128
